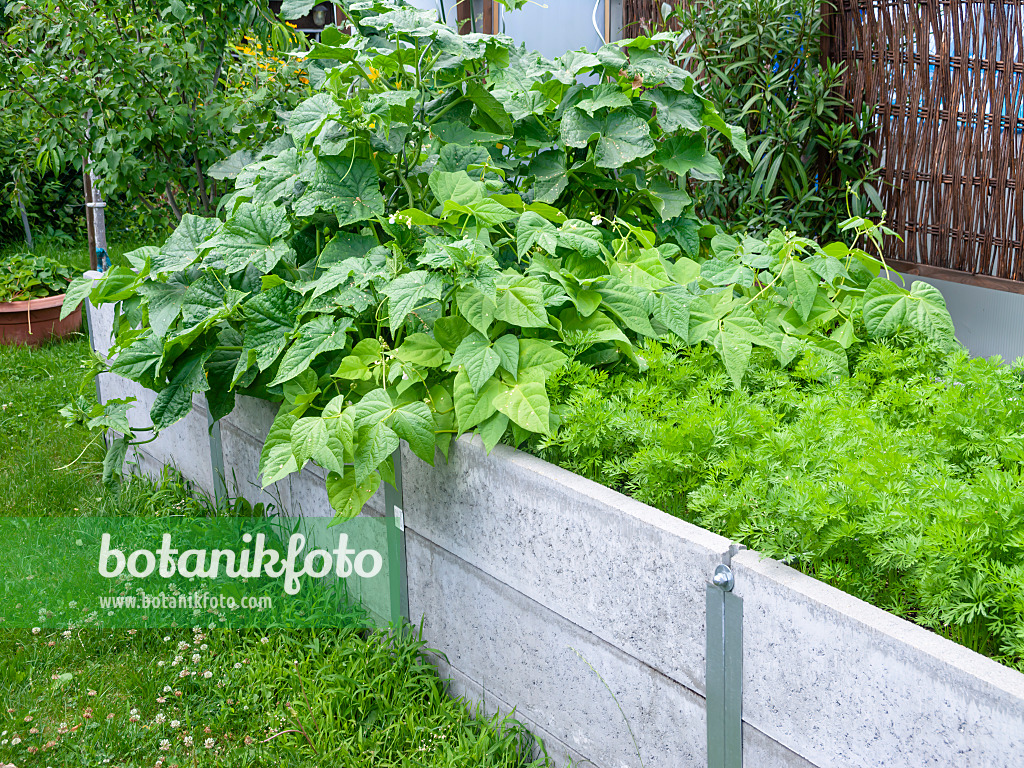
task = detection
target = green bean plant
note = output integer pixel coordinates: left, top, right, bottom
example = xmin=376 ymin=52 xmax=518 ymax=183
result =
xmin=62 ymin=0 xmax=953 ymax=522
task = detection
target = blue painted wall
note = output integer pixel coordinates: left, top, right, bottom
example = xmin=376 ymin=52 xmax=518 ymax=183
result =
xmin=403 ymin=0 xmax=619 ymax=57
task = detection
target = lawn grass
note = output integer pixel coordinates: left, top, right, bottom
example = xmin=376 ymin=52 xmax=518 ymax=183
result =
xmin=0 ymin=238 xmax=145 ymax=517
xmin=0 ymin=335 xmax=105 ymax=516
xmin=0 ymin=250 xmax=550 ymax=767
xmin=1 ymin=616 xmax=545 ymax=766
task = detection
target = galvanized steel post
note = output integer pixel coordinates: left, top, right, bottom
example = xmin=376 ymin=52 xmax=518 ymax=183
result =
xmin=385 ymin=448 xmax=411 ymax=629
xmin=706 ymin=563 xmax=743 ymax=768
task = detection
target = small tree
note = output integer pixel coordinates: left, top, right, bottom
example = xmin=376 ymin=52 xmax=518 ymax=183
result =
xmin=0 ymin=0 xmax=311 ymax=233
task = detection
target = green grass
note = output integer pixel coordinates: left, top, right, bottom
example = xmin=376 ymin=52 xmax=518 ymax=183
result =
xmin=0 ymin=335 xmax=105 ymax=516
xmin=0 ymin=619 xmax=546 ymax=766
xmin=0 ymin=238 xmax=146 ymax=517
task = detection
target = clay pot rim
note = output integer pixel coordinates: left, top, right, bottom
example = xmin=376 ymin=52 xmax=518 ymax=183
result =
xmin=0 ymin=293 xmax=68 ymax=313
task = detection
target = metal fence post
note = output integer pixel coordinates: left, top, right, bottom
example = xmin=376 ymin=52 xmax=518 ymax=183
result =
xmin=206 ymin=403 xmax=227 ymax=509
xmin=385 ymin=447 xmax=410 ymax=629
xmin=706 ymin=563 xmax=743 ymax=768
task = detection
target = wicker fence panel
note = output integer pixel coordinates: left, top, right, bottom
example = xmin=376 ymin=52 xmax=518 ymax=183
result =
xmin=625 ymin=0 xmax=1024 ymax=282
xmin=622 ymin=0 xmax=668 ymax=35
xmin=829 ymin=0 xmax=1024 ymax=281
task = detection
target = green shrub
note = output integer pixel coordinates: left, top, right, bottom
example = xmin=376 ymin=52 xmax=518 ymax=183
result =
xmin=536 ymin=341 xmax=1024 ymax=669
xmin=0 ymin=0 xmax=314 ymax=233
xmin=638 ymin=0 xmax=881 ymax=241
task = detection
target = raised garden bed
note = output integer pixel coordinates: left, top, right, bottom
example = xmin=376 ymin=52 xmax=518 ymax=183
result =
xmin=86 ymin=298 xmax=1024 ymax=768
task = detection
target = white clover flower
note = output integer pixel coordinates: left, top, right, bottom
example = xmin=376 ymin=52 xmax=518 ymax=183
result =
xmin=260 ymin=637 xmax=269 ymax=644
xmin=234 ymin=662 xmax=242 ymax=669
xmin=183 ymin=735 xmax=194 ymax=747
xmin=202 ymin=670 xmax=212 ymax=679
xmin=199 ymin=643 xmax=207 ymax=650
xmin=191 ymin=654 xmax=200 ymax=663
xmin=204 ymin=737 xmax=215 ymax=749
xmin=163 ymin=685 xmax=172 ymax=692
xmin=11 ymin=736 xmax=21 ymax=745
xmin=154 ymin=713 xmax=166 ymax=725
xmin=32 ymin=627 xmax=40 ymax=634
xmin=170 ymin=720 xmax=180 ymax=729
xmin=62 ymin=630 xmax=72 ymax=638
xmin=159 ymin=739 xmax=170 ymax=751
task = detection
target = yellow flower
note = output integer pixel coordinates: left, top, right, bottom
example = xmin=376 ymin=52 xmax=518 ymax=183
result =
xmin=367 ymin=65 xmax=381 ymax=82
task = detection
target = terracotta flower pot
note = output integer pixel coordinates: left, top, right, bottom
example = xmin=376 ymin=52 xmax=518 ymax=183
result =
xmin=0 ymin=293 xmax=82 ymax=347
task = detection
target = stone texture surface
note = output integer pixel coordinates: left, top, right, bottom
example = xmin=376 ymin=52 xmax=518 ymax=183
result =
xmin=732 ymin=550 xmax=1024 ymax=768
xmin=407 ymin=529 xmax=709 ymax=768
xmin=408 ymin=530 xmax=814 ymax=768
xmin=95 ymin=371 xmax=214 ymax=492
xmin=401 ymin=437 xmax=735 ymax=696
xmin=219 ymin=421 xmax=290 ymax=513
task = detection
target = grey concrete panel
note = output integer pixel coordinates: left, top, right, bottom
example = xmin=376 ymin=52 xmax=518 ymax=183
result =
xmin=409 ymin=530 xmax=813 ymax=768
xmin=732 ymin=550 xmax=1024 ymax=768
xmin=220 ymin=395 xmax=278 ymax=442
xmin=401 ymin=436 xmax=735 ymax=695
xmin=407 ymin=529 xmax=708 ymax=768
xmin=219 ymin=422 xmax=290 ymax=513
xmin=96 ymin=372 xmax=215 ymax=493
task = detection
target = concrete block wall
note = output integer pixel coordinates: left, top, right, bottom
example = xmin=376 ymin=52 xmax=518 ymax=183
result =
xmin=86 ymin=299 xmax=1024 ymax=768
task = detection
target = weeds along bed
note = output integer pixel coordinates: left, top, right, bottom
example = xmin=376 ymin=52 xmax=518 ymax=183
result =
xmin=64 ymin=0 xmax=953 ymax=522
xmin=534 ymin=340 xmax=1024 ymax=670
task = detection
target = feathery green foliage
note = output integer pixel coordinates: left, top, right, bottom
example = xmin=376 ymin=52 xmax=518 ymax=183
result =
xmin=537 ymin=341 xmax=1024 ymax=669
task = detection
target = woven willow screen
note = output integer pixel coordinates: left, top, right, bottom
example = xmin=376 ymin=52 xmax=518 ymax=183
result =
xmin=828 ymin=0 xmax=1024 ymax=282
xmin=623 ymin=0 xmax=1024 ymax=283
xmin=622 ymin=0 xmax=668 ymax=34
